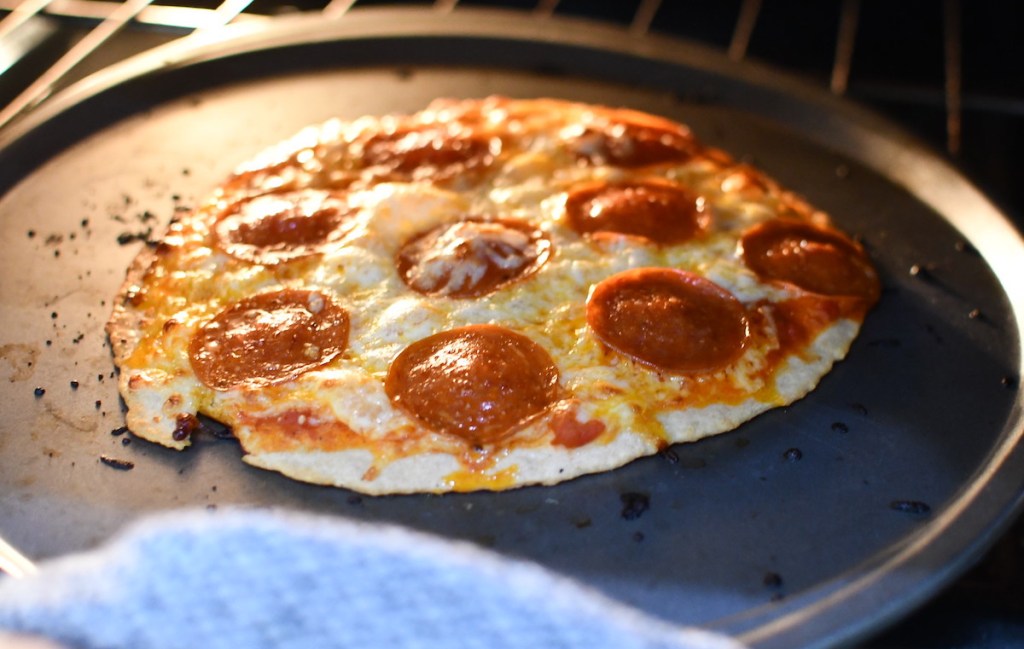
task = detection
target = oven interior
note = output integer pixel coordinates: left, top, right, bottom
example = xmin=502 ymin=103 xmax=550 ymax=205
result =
xmin=1 ymin=1 xmax=1021 ymax=647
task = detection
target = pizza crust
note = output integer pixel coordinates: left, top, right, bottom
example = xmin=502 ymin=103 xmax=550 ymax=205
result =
xmin=107 ymin=245 xmax=160 ymax=364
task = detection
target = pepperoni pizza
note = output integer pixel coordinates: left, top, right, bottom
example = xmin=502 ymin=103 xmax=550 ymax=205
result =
xmin=106 ymin=97 xmax=879 ymax=494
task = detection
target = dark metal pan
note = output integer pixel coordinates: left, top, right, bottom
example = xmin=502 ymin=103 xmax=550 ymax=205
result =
xmin=1 ymin=9 xmax=1022 ymax=648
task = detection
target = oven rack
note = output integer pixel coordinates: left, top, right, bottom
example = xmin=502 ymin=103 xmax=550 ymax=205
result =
xmin=0 ymin=0 xmax=968 ymax=151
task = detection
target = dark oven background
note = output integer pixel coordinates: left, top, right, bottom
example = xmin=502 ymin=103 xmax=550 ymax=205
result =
xmin=1 ymin=0 xmax=1021 ymax=646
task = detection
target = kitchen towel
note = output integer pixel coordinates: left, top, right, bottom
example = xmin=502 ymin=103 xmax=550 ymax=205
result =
xmin=0 ymin=507 xmax=746 ymax=649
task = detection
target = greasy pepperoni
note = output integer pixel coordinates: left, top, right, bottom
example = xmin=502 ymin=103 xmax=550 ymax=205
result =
xmin=570 ymin=112 xmax=700 ymax=168
xmin=739 ymin=219 xmax=880 ymax=303
xmin=564 ymin=179 xmax=711 ymax=244
xmin=397 ymin=219 xmax=552 ymax=298
xmin=360 ymin=125 xmax=498 ymax=183
xmin=587 ymin=268 xmax=748 ymax=373
xmin=385 ymin=325 xmax=560 ymax=446
xmin=214 ymin=191 xmax=354 ymax=265
xmin=189 ymin=289 xmax=349 ymax=390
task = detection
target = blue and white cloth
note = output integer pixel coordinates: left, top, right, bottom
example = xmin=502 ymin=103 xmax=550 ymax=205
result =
xmin=0 ymin=508 xmax=746 ymax=649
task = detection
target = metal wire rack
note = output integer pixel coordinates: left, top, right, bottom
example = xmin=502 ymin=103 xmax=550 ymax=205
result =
xmin=4 ymin=0 xmax=1019 ymax=225
xmin=0 ymin=0 xmax=972 ymax=147
xmin=5 ymin=0 xmax=1021 ymax=216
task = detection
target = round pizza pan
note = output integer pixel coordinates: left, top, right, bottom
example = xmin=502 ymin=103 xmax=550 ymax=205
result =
xmin=1 ymin=9 xmax=1022 ymax=648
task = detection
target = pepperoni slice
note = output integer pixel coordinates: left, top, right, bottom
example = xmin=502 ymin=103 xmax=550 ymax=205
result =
xmin=739 ymin=219 xmax=880 ymax=303
xmin=214 ymin=191 xmax=354 ymax=265
xmin=359 ymin=124 xmax=498 ymax=183
xmin=397 ymin=219 xmax=552 ymax=298
xmin=189 ymin=289 xmax=349 ymax=390
xmin=569 ymin=111 xmax=700 ymax=168
xmin=587 ymin=268 xmax=748 ymax=373
xmin=564 ymin=179 xmax=711 ymax=245
xmin=385 ymin=325 xmax=560 ymax=446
